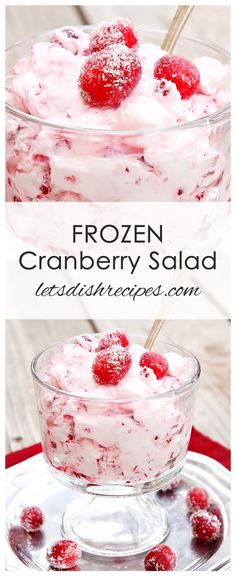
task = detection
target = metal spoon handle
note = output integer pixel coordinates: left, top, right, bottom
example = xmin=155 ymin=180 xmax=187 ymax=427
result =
xmin=161 ymin=5 xmax=194 ymax=53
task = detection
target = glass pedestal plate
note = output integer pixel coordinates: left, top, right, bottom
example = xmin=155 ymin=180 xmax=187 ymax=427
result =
xmin=6 ymin=452 xmax=230 ymax=571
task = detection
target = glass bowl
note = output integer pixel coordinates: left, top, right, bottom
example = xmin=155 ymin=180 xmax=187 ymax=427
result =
xmin=6 ymin=27 xmax=230 ymax=202
xmin=31 ymin=334 xmax=200 ymax=557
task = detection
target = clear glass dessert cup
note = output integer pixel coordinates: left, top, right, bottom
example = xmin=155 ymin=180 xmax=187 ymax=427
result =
xmin=32 ymin=335 xmax=200 ymax=558
xmin=6 ymin=27 xmax=230 ymax=202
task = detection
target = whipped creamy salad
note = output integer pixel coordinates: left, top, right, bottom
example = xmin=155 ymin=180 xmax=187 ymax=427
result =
xmin=37 ymin=331 xmax=197 ymax=485
xmin=6 ymin=19 xmax=230 ymax=202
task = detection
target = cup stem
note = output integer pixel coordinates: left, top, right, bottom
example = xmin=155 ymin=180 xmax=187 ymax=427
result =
xmin=62 ymin=491 xmax=169 ymax=557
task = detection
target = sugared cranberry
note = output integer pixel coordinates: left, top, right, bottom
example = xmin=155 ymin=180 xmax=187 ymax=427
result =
xmin=208 ymin=503 xmax=224 ymax=527
xmin=190 ymin=510 xmax=221 ymax=543
xmin=144 ymin=544 xmax=177 ymax=571
xmin=139 ymin=352 xmax=168 ymax=379
xmin=97 ymin=330 xmax=129 ymax=351
xmin=47 ymin=539 xmax=81 ymax=569
xmin=92 ymin=345 xmax=132 ymax=385
xmin=20 ymin=506 xmax=44 ymax=532
xmin=89 ymin=18 xmax=138 ymax=53
xmin=79 ymin=44 xmax=142 ymax=108
xmin=186 ymin=487 xmax=210 ymax=512
xmin=154 ymin=55 xmax=200 ymax=99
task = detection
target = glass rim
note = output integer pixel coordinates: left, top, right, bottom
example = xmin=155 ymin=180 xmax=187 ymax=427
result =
xmin=31 ymin=334 xmax=201 ymax=403
xmin=5 ymin=26 xmax=230 ymax=136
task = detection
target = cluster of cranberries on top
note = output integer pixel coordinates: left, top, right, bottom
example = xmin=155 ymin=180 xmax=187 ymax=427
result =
xmin=90 ymin=330 xmax=169 ymax=387
xmin=20 ymin=506 xmax=44 ymax=532
xmin=186 ymin=487 xmax=210 ymax=512
xmin=47 ymin=539 xmax=81 ymax=570
xmin=154 ymin=55 xmax=200 ymax=99
xmin=78 ymin=17 xmax=201 ymax=108
xmin=190 ymin=510 xmax=221 ymax=543
xmin=144 ymin=544 xmax=177 ymax=571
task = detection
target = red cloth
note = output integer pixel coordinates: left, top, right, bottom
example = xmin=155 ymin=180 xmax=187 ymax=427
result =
xmin=189 ymin=427 xmax=230 ymax=470
xmin=6 ymin=442 xmax=42 ymax=469
xmin=5 ymin=427 xmax=230 ymax=471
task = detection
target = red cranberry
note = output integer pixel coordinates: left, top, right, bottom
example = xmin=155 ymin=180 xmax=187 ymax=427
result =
xmin=139 ymin=351 xmax=168 ymax=379
xmin=186 ymin=487 xmax=210 ymax=512
xmin=144 ymin=544 xmax=177 ymax=571
xmin=97 ymin=330 xmax=129 ymax=351
xmin=154 ymin=55 xmax=200 ymax=99
xmin=92 ymin=345 xmax=132 ymax=385
xmin=79 ymin=44 xmax=142 ymax=108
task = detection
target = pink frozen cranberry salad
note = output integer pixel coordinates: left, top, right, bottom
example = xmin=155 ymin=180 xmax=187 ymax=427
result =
xmin=37 ymin=331 xmax=197 ymax=485
xmin=6 ymin=18 xmax=230 ymax=201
